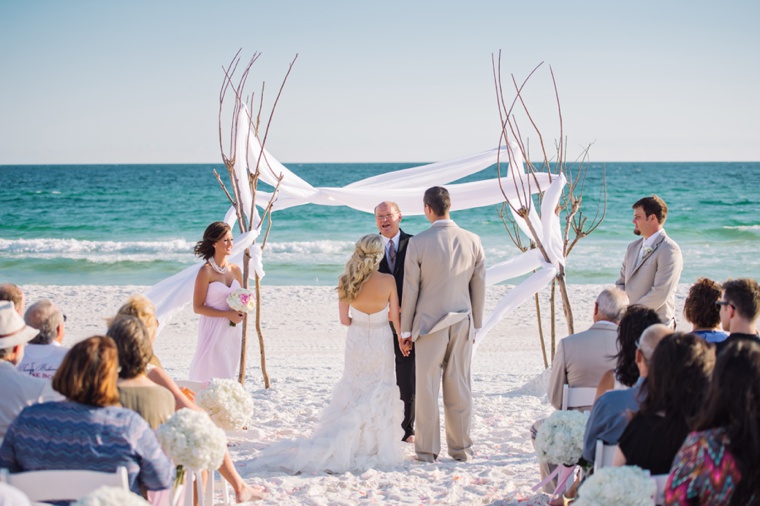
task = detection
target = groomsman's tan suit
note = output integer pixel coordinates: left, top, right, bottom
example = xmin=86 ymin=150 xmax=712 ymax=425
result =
xmin=401 ymin=219 xmax=486 ymax=462
xmin=616 ymin=230 xmax=682 ymax=324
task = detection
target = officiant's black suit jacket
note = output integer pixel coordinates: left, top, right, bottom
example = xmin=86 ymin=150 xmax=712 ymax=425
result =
xmin=378 ymin=228 xmax=415 ymax=440
xmin=378 ymin=229 xmax=412 ymax=303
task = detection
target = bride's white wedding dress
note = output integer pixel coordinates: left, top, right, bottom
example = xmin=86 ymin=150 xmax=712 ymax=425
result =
xmin=255 ymin=305 xmax=404 ymax=474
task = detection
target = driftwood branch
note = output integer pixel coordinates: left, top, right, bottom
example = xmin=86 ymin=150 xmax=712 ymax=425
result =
xmin=216 ymin=51 xmax=296 ymax=387
xmin=491 ymin=52 xmax=607 ymax=365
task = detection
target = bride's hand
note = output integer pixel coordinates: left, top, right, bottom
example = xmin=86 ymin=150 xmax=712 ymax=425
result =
xmin=228 ymin=310 xmax=245 ymax=324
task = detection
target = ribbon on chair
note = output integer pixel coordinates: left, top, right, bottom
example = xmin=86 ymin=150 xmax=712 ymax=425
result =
xmin=531 ymin=464 xmax=577 ymax=498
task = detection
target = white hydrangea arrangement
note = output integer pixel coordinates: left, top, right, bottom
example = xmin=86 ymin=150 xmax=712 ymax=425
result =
xmin=196 ymin=378 xmax=254 ymax=431
xmin=74 ymin=486 xmax=150 ymax=506
xmin=157 ymin=408 xmax=227 ymax=487
xmin=534 ymin=410 xmax=589 ymax=466
xmin=575 ymin=465 xmax=656 ymax=506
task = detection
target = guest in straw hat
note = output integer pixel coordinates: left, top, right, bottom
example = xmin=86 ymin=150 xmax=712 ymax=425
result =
xmin=0 ymin=301 xmax=61 ymax=442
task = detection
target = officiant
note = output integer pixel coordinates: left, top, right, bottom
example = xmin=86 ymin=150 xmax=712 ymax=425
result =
xmin=374 ymin=201 xmax=415 ymax=443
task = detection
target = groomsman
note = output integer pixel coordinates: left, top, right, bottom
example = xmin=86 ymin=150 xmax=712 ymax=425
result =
xmin=374 ymin=201 xmax=416 ymax=443
xmin=401 ymin=187 xmax=486 ymax=462
xmin=616 ymin=195 xmax=683 ymax=326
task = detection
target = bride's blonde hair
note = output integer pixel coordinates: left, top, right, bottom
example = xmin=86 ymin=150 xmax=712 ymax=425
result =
xmin=336 ymin=234 xmax=384 ymax=302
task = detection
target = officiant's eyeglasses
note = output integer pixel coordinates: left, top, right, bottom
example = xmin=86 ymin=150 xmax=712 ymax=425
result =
xmin=715 ymin=300 xmax=735 ymax=309
xmin=375 ymin=213 xmax=398 ymax=221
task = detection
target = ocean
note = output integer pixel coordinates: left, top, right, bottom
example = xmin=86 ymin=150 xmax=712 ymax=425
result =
xmin=1 ymin=162 xmax=758 ymax=287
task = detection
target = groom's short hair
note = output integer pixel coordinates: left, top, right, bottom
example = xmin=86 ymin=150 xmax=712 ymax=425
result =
xmin=424 ymin=186 xmax=450 ymax=217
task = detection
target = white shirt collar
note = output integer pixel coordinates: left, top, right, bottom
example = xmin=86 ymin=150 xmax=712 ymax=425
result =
xmin=432 ymin=219 xmax=454 ymax=226
xmin=381 ymin=231 xmax=400 ymax=250
xmin=642 ymin=229 xmax=662 ymax=249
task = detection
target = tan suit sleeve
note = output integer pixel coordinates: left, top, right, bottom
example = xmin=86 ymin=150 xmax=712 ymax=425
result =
xmin=636 ymin=240 xmax=683 ymax=311
xmin=469 ymin=237 xmax=486 ymax=329
xmin=547 ymin=340 xmax=567 ymax=410
xmin=401 ymin=237 xmax=420 ymax=335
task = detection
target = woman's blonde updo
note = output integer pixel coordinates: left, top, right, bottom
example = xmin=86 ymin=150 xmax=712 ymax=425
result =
xmin=336 ymin=234 xmax=384 ymax=303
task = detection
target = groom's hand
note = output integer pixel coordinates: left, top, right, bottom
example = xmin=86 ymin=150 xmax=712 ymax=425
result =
xmin=398 ymin=337 xmax=413 ymax=357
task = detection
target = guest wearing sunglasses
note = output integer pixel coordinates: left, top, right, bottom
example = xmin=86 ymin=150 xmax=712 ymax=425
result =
xmin=714 ymin=278 xmax=760 ymax=355
xmin=18 ymin=300 xmax=70 ymax=380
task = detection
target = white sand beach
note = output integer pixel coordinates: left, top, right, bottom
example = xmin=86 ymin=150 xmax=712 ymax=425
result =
xmin=21 ymin=283 xmax=691 ymax=505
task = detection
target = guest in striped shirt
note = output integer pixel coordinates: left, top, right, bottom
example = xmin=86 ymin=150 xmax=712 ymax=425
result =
xmin=0 ymin=335 xmax=172 ymax=499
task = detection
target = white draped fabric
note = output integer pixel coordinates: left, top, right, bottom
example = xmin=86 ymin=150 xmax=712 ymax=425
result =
xmin=145 ymin=106 xmax=566 ymax=351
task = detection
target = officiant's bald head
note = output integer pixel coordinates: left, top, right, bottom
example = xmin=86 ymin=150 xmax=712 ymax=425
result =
xmin=374 ymin=201 xmax=402 ymax=239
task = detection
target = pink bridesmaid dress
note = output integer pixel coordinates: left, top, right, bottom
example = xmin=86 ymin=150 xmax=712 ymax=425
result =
xmin=188 ymin=279 xmax=243 ymax=382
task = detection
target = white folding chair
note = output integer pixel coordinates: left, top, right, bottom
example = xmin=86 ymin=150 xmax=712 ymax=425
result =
xmin=561 ymin=385 xmax=597 ymax=410
xmin=593 ymin=440 xmax=618 ymax=473
xmin=172 ymin=379 xmax=231 ymax=506
xmin=174 ymin=379 xmax=206 ymax=393
xmin=652 ymin=474 xmax=669 ymax=505
xmin=0 ymin=466 xmax=128 ymax=504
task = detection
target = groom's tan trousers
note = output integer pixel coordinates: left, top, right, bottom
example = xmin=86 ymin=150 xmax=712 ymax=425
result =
xmin=414 ymin=316 xmax=473 ymax=462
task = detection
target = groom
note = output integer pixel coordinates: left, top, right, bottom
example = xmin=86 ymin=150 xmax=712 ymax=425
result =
xmin=401 ymin=186 xmax=486 ymax=462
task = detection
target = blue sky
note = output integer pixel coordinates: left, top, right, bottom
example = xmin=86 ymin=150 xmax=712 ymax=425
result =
xmin=1 ymin=0 xmax=758 ymax=164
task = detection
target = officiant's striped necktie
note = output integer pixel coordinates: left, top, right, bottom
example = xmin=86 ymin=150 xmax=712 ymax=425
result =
xmin=388 ymin=240 xmax=397 ymax=272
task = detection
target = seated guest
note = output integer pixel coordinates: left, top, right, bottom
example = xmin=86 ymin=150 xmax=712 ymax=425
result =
xmin=614 ymin=333 xmax=715 ymax=474
xmin=665 ymin=339 xmax=760 ymax=505
xmin=114 ymin=295 xmax=265 ymax=502
xmin=582 ymin=323 xmax=671 ymax=464
xmin=17 ymin=299 xmax=69 ymax=379
xmin=683 ymin=277 xmax=728 ymax=344
xmin=595 ymin=305 xmax=661 ymax=397
xmin=0 ymin=335 xmax=172 ymax=497
xmin=715 ymin=278 xmax=760 ymax=355
xmin=0 ymin=301 xmax=61 ymax=442
xmin=107 ymin=315 xmax=174 ymax=430
xmin=0 ymin=284 xmax=25 ymax=315
xmin=547 ymin=288 xmax=629 ymax=410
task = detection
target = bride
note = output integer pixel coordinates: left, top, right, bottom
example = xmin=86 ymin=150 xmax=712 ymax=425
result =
xmin=188 ymin=221 xmax=245 ymax=382
xmin=257 ymin=234 xmax=405 ymax=473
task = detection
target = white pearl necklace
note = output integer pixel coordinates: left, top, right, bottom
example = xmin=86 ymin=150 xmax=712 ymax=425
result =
xmin=208 ymin=257 xmax=228 ymax=274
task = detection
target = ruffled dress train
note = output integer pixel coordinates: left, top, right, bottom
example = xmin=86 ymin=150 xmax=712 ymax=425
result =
xmin=254 ymin=306 xmax=404 ymax=474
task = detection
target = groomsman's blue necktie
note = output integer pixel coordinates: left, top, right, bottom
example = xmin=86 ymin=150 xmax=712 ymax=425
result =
xmin=388 ymin=240 xmax=397 ymax=272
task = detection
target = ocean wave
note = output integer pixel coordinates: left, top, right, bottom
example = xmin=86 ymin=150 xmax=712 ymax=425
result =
xmin=0 ymin=237 xmax=357 ymax=265
xmin=723 ymin=225 xmax=760 ymax=235
xmin=0 ymin=237 xmax=196 ymax=255
xmin=0 ymin=238 xmax=197 ymax=264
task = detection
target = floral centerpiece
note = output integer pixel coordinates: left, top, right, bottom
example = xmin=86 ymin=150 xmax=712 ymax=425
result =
xmin=156 ymin=408 xmax=227 ymax=502
xmin=535 ymin=410 xmax=589 ymax=466
xmin=575 ymin=465 xmax=656 ymax=506
xmin=74 ymin=486 xmax=150 ymax=506
xmin=226 ymin=288 xmax=256 ymax=326
xmin=532 ymin=410 xmax=590 ymax=497
xmin=196 ymin=378 xmax=254 ymax=431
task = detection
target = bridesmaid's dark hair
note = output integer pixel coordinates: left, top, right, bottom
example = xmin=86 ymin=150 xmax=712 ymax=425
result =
xmin=194 ymin=222 xmax=231 ymax=260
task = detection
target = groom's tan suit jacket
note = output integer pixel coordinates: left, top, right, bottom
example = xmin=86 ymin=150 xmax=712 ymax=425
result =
xmin=401 ymin=220 xmax=486 ymax=461
xmin=615 ymin=230 xmax=682 ymax=324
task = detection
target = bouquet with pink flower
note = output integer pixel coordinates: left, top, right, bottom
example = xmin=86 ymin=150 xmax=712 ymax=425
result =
xmin=226 ymin=288 xmax=256 ymax=326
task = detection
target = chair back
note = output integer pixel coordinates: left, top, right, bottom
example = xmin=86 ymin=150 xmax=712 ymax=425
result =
xmin=561 ymin=385 xmax=597 ymax=410
xmin=593 ymin=440 xmax=618 ymax=473
xmin=652 ymin=474 xmax=668 ymax=505
xmin=0 ymin=466 xmax=128 ymax=503
xmin=174 ymin=379 xmax=206 ymax=392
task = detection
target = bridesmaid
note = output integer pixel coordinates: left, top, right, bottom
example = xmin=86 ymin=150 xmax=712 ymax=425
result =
xmin=188 ymin=222 xmax=245 ymax=381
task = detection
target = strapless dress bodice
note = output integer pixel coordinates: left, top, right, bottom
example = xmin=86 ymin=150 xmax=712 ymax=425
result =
xmin=350 ymin=305 xmax=389 ymax=328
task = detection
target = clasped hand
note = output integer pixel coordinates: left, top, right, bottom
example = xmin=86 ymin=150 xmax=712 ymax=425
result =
xmin=398 ymin=337 xmax=413 ymax=357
